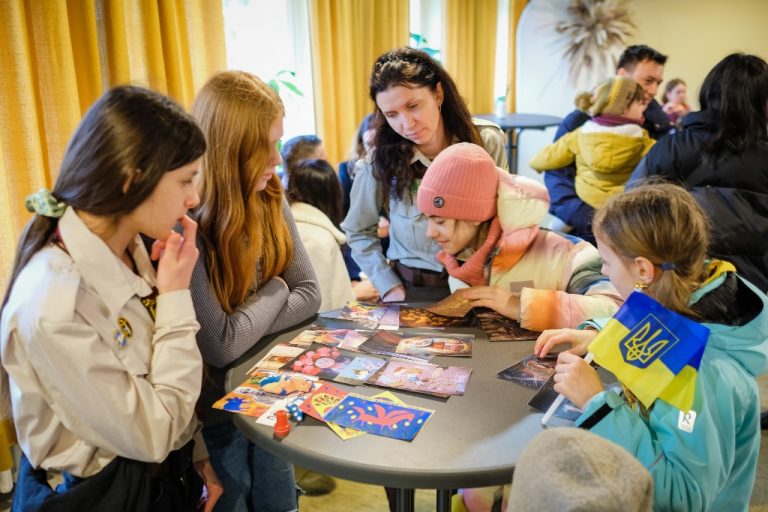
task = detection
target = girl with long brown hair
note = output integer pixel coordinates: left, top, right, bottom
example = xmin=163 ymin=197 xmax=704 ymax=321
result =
xmin=190 ymin=71 xmax=320 ymax=512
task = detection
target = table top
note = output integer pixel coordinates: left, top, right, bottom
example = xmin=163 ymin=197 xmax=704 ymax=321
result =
xmin=474 ymin=112 xmax=562 ymax=131
xmin=225 ymin=315 xmax=549 ymax=490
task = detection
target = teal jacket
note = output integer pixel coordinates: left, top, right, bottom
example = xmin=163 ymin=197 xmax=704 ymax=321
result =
xmin=577 ymin=271 xmax=768 ymax=511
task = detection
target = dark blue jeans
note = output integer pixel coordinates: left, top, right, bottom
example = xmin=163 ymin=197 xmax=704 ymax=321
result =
xmin=203 ymin=422 xmax=298 ymax=512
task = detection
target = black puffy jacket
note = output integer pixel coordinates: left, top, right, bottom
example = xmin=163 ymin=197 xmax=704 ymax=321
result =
xmin=630 ymin=110 xmax=768 ymax=291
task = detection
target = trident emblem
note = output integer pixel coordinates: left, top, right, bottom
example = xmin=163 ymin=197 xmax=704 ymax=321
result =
xmin=620 ymin=315 xmax=679 ymax=368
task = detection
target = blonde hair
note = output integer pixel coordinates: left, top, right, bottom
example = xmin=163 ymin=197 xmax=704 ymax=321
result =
xmin=593 ymin=183 xmax=710 ymax=318
xmin=575 ymin=76 xmax=645 ymax=117
xmin=191 ymin=71 xmax=293 ymax=312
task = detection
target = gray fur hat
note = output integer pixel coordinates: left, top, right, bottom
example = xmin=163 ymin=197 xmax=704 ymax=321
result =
xmin=507 ymin=428 xmax=653 ymax=512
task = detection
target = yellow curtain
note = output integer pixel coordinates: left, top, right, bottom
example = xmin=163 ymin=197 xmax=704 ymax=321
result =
xmin=443 ymin=0 xmax=498 ymax=115
xmin=0 ymin=0 xmax=226 ymax=469
xmin=308 ymin=0 xmax=409 ymax=165
xmin=506 ymin=0 xmax=528 ymax=113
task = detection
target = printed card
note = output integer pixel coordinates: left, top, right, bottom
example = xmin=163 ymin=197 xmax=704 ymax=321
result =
xmin=323 ymin=394 xmax=434 ymax=441
xmin=496 ymin=354 xmax=557 ymax=391
xmin=424 ymin=289 xmax=475 ymax=318
xmin=399 ymin=306 xmax=472 ymax=328
xmin=475 ymin=309 xmax=539 ymax=341
xmin=373 ymin=360 xmax=472 ymax=397
xmin=334 ymin=355 xmax=388 ymax=385
xmin=248 ymin=344 xmax=306 ymax=373
xmin=282 ymin=343 xmax=360 ymax=380
xmin=394 ymin=332 xmax=474 ymax=357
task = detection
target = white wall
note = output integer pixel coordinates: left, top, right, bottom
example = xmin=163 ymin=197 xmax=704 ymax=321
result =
xmin=515 ymin=0 xmax=768 ymax=183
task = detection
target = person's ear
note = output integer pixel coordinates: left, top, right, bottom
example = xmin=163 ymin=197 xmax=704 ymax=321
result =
xmin=616 ymin=68 xmax=629 ymax=78
xmin=122 ymin=169 xmax=142 ymax=194
xmin=435 ymin=82 xmax=444 ymax=107
xmin=633 ymin=256 xmax=657 ymax=286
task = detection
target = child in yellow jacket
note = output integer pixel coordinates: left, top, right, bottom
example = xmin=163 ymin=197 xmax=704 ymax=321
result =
xmin=530 ymin=76 xmax=655 ymax=209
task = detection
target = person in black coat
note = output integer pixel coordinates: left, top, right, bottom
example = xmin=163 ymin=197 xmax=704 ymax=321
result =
xmin=629 ymin=53 xmax=768 ymax=293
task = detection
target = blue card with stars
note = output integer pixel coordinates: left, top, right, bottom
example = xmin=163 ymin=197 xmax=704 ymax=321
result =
xmin=322 ymin=394 xmax=434 ymax=441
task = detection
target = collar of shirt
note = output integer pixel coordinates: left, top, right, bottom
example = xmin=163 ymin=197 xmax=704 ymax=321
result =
xmin=57 ymin=207 xmax=157 ymax=317
xmin=409 ymin=146 xmax=434 ymax=168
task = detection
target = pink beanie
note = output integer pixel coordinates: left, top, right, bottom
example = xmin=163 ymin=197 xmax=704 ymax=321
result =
xmin=417 ymin=143 xmax=500 ymax=222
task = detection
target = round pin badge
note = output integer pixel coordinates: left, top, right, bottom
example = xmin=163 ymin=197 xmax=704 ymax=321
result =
xmin=433 ymin=196 xmax=445 ymax=208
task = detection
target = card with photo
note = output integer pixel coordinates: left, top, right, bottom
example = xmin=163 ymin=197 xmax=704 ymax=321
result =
xmin=373 ymin=360 xmax=472 ymax=397
xmin=394 ymin=332 xmax=474 ymax=357
xmin=247 ymin=343 xmax=306 ymax=372
xmin=496 ymin=354 xmax=558 ymax=391
xmin=476 ymin=309 xmax=539 ymax=341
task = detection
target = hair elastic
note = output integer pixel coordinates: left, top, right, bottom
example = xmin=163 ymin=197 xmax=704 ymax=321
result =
xmin=25 ymin=189 xmax=66 ymax=218
xmin=660 ymin=262 xmax=677 ymax=271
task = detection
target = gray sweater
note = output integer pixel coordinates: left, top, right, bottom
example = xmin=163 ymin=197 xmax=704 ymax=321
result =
xmin=191 ymin=199 xmax=321 ymax=425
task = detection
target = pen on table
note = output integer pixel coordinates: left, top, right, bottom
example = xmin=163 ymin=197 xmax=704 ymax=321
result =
xmin=540 ymin=352 xmax=594 ymax=427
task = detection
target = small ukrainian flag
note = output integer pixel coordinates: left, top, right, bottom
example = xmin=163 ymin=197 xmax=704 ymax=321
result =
xmin=588 ymin=291 xmax=710 ymax=412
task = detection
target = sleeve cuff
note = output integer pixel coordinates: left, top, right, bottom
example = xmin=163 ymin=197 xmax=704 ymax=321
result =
xmin=155 ymin=289 xmax=196 ymax=326
xmin=576 ymin=390 xmax=624 ymax=429
xmin=371 ymin=267 xmax=402 ymax=296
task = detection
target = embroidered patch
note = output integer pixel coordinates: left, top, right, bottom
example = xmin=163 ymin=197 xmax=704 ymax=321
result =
xmin=114 ymin=330 xmax=128 ymax=349
xmin=433 ymin=197 xmax=444 ymax=208
xmin=677 ymin=410 xmax=697 ymax=433
xmin=117 ymin=317 xmax=133 ymax=339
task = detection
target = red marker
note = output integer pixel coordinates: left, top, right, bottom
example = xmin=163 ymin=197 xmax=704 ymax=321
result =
xmin=273 ymin=410 xmax=291 ymax=438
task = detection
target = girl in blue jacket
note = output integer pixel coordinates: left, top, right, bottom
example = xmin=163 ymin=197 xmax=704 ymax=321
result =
xmin=536 ymin=183 xmax=768 ymax=511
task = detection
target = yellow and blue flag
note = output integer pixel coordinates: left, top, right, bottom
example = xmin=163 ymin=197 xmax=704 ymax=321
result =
xmin=588 ymin=291 xmax=710 ymax=412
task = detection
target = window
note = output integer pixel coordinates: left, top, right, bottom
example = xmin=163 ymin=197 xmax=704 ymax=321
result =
xmin=222 ymin=0 xmax=316 ymax=140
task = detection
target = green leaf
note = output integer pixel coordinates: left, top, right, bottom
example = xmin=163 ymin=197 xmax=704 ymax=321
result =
xmin=278 ymin=80 xmax=304 ymax=97
xmin=268 ymin=79 xmax=280 ymax=93
xmin=276 ymin=69 xmax=296 ymax=78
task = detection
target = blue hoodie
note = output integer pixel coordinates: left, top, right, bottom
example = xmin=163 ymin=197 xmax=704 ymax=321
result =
xmin=577 ymin=269 xmax=768 ymax=511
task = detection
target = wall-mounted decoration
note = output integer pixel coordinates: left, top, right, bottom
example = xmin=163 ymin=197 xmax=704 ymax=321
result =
xmin=554 ymin=0 xmax=634 ymax=88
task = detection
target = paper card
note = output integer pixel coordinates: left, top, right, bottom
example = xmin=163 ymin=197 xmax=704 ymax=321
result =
xmin=496 ymin=354 xmax=557 ymax=391
xmin=286 ymin=326 xmax=376 ymax=350
xmin=297 ymin=383 xmax=364 ymax=440
xmin=299 ymin=383 xmax=349 ymax=421
xmin=358 ymin=331 xmax=434 ymax=362
xmin=475 ymin=309 xmax=539 ymax=341
xmin=334 ymin=355 xmax=388 ymax=385
xmin=247 ymin=369 xmax=319 ymax=396
xmin=399 ymin=306 xmax=471 ymax=328
xmin=323 ymin=394 xmax=434 ymax=441
xmin=394 ymin=332 xmax=474 ymax=357
xmin=373 ymin=360 xmax=472 ymax=396
xmin=378 ymin=305 xmax=401 ymax=329
xmin=424 ymin=289 xmax=475 ymax=318
xmin=212 ymin=380 xmax=285 ymax=419
xmin=339 ymin=301 xmax=388 ymax=328
xmin=527 ymin=375 xmax=582 ymax=422
xmin=248 ymin=344 xmax=306 ymax=373
xmin=282 ymin=343 xmax=360 ymax=380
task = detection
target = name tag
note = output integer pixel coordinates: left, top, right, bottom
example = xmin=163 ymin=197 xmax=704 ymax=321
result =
xmin=678 ymin=410 xmax=697 ymax=433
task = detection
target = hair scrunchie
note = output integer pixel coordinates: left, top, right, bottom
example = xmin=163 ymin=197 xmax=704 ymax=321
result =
xmin=25 ymin=189 xmax=66 ymax=218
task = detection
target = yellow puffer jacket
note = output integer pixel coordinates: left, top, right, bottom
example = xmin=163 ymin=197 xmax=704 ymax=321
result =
xmin=530 ymin=120 xmax=655 ymax=209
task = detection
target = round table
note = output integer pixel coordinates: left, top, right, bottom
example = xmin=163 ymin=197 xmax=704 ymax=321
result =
xmin=474 ymin=113 xmax=563 ymax=173
xmin=225 ymin=316 xmax=546 ymax=512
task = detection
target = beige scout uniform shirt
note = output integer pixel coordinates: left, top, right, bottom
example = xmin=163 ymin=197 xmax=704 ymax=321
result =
xmin=0 ymin=207 xmax=205 ymax=478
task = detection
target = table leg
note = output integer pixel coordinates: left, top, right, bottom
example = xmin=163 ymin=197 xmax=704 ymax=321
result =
xmin=436 ymin=489 xmax=453 ymax=512
xmin=505 ymin=130 xmax=514 ymax=174
xmin=395 ymin=488 xmax=415 ymax=512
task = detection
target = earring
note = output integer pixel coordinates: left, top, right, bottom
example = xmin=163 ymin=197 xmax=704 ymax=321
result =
xmin=634 ymin=282 xmax=648 ymax=291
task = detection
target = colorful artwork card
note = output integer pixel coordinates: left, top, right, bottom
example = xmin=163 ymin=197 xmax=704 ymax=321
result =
xmin=248 ymin=344 xmax=306 ymax=373
xmin=399 ymin=306 xmax=472 ymax=328
xmin=359 ymin=331 xmax=433 ymax=362
xmin=378 ymin=305 xmax=401 ymax=330
xmin=475 ymin=309 xmax=539 ymax=341
xmin=283 ymin=343 xmax=360 ymax=380
xmin=286 ymin=326 xmax=375 ymax=350
xmin=395 ymin=332 xmax=474 ymax=357
xmin=211 ymin=390 xmax=278 ymax=419
xmin=247 ymin=369 xmax=319 ymax=396
xmin=299 ymin=382 xmax=349 ymax=421
xmin=339 ymin=301 xmax=388 ymax=328
xmin=373 ymin=360 xmax=472 ymax=396
xmin=298 ymin=383 xmax=364 ymax=440
xmin=496 ymin=355 xmax=557 ymax=391
xmin=323 ymin=394 xmax=434 ymax=441
xmin=334 ymin=355 xmax=388 ymax=385
xmin=424 ymin=289 xmax=475 ymax=318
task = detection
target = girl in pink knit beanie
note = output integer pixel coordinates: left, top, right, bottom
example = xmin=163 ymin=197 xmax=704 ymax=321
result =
xmin=417 ymin=142 xmax=621 ymax=333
